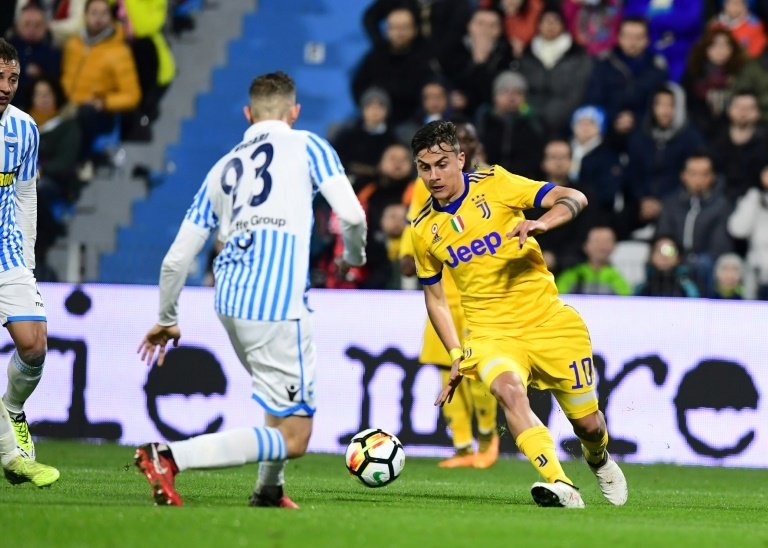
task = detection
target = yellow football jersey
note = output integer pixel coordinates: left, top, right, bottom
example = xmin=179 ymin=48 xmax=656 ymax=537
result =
xmin=401 ymin=180 xmax=461 ymax=308
xmin=410 ymin=165 xmax=563 ymax=334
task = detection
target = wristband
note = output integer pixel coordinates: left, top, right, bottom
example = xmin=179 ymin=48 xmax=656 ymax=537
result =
xmin=449 ymin=347 xmax=463 ymax=362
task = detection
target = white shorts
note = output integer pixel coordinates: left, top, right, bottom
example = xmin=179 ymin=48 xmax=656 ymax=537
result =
xmin=0 ymin=267 xmax=46 ymax=326
xmin=218 ymin=310 xmax=316 ymax=417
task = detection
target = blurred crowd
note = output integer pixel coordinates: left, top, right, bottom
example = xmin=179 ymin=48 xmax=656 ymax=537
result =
xmin=309 ymin=0 xmax=768 ymax=301
xmin=4 ymin=0 xmax=199 ymax=281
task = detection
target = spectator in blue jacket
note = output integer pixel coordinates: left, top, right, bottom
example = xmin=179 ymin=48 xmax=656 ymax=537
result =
xmin=584 ymin=17 xmax=668 ymax=139
xmin=624 ymin=0 xmax=704 ymax=82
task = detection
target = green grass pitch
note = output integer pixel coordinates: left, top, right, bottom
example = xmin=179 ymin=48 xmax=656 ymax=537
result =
xmin=1 ymin=441 xmax=767 ymax=547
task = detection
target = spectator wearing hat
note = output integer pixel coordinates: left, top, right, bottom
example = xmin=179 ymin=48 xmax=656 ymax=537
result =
xmin=331 ymin=87 xmax=399 ymax=189
xmin=516 ymin=5 xmax=593 ymax=137
xmin=475 ymin=70 xmax=545 ymax=178
xmin=569 ymin=105 xmax=627 ymax=234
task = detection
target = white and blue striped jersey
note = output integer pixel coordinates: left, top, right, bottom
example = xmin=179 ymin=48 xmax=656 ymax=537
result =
xmin=179 ymin=119 xmax=365 ymax=322
xmin=0 ymin=105 xmax=38 ymax=272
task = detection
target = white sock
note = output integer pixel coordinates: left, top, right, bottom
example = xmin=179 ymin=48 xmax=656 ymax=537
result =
xmin=3 ymin=352 xmax=43 ymax=415
xmin=168 ymin=426 xmax=286 ymax=471
xmin=257 ymin=460 xmax=286 ymax=490
xmin=0 ymin=400 xmax=20 ymax=466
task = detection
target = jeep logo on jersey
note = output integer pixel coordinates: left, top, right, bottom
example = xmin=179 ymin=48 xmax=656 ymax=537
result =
xmin=445 ymin=231 xmax=502 ymax=267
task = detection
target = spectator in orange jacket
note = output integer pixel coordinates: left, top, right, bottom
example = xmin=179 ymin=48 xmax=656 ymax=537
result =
xmin=60 ymin=0 xmax=141 ymax=159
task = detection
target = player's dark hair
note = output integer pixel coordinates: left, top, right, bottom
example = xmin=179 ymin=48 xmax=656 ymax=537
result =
xmin=0 ymin=38 xmax=19 ymax=64
xmin=249 ymin=71 xmax=296 ymax=101
xmin=411 ymin=120 xmax=460 ymax=157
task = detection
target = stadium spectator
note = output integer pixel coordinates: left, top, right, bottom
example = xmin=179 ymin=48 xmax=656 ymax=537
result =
xmin=323 ymin=143 xmax=413 ymax=290
xmin=412 ymin=120 xmax=627 ymax=508
xmin=635 ymin=234 xmax=700 ymax=297
xmin=516 ymin=5 xmax=593 ymax=137
xmin=623 ymin=0 xmax=705 ymax=82
xmin=134 ymin=71 xmax=367 ymax=509
xmin=480 ymin=0 xmax=545 ymax=58
xmin=440 ymin=7 xmax=513 ymax=119
xmin=526 ymin=138 xmax=596 ymax=273
xmin=709 ymin=252 xmax=746 ymax=298
xmin=30 ymin=76 xmax=84 ymax=208
xmin=556 ymin=226 xmax=632 ymax=295
xmin=7 ymin=4 xmax=62 ymax=111
xmin=568 ymin=105 xmax=626 ymax=234
xmin=0 ymin=37 xmax=60 ymax=487
xmin=625 ymin=85 xmax=704 ymax=228
xmin=712 ymin=0 xmax=767 ymax=57
xmin=584 ymin=17 xmax=668 ymax=138
xmin=475 ymin=71 xmax=544 ymax=178
xmin=396 ymin=78 xmax=452 ymax=145
xmin=331 ymin=87 xmax=399 ymax=189
xmin=117 ymin=0 xmax=176 ymax=141
xmin=731 ymin=45 xmax=768 ymax=123
xmin=562 ymin=0 xmax=622 ymax=57
xmin=354 ymin=143 xmax=415 ymax=289
xmin=655 ymin=153 xmax=734 ymax=294
xmin=710 ymin=90 xmax=767 ymax=203
xmin=362 ymin=0 xmax=472 ymax=63
xmin=352 ymin=7 xmax=437 ymax=125
xmin=727 ymin=165 xmax=768 ymax=300
xmin=60 ymin=0 xmax=141 ymax=160
xmin=682 ymin=26 xmax=748 ymax=140
xmin=13 ymin=0 xmax=88 ymax=46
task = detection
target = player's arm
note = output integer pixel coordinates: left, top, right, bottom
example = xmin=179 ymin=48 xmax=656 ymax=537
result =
xmin=320 ymin=177 xmax=367 ymax=267
xmin=139 ymin=178 xmax=218 ymax=367
xmin=310 ymin=133 xmax=367 ymax=267
xmin=14 ymin=177 xmax=37 ymax=270
xmin=509 ymin=184 xmax=588 ymax=248
xmin=15 ymin=124 xmax=40 ymax=270
xmin=423 ymin=281 xmax=464 ymax=407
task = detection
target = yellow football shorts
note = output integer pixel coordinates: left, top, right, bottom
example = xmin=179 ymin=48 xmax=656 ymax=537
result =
xmin=458 ymin=305 xmax=598 ymax=419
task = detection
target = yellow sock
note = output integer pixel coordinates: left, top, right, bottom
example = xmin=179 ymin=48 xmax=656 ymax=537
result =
xmin=441 ymin=368 xmax=474 ymax=450
xmin=516 ymin=425 xmax=572 ymax=484
xmin=580 ymin=429 xmax=609 ymax=466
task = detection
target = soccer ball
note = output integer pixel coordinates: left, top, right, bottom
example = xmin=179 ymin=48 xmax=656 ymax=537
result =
xmin=345 ymin=428 xmax=405 ymax=488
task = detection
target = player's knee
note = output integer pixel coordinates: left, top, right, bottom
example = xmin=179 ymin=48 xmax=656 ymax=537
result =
xmin=16 ymin=340 xmax=47 ymax=367
xmin=490 ymin=373 xmax=528 ymax=410
xmin=572 ymin=411 xmax=605 ymax=441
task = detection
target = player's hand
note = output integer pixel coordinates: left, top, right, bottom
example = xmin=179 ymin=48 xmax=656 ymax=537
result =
xmin=434 ymin=360 xmax=463 ymax=407
xmin=507 ymin=220 xmax=546 ymax=249
xmin=137 ymin=324 xmax=181 ymax=367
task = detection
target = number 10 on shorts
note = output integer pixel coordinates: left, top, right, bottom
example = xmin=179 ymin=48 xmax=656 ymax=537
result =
xmin=569 ymin=357 xmax=594 ymax=389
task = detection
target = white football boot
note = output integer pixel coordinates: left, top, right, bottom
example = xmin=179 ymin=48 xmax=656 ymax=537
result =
xmin=588 ymin=451 xmax=628 ymax=506
xmin=531 ymin=480 xmax=585 ymax=508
